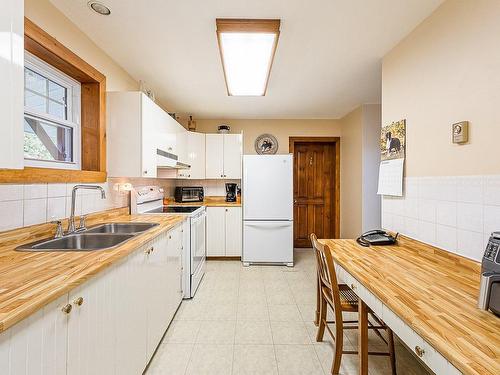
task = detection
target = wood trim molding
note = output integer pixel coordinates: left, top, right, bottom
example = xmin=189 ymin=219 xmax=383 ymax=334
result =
xmin=216 ymin=19 xmax=280 ymax=33
xmin=289 ymin=137 xmax=341 ymax=238
xmin=0 ymin=18 xmax=107 ymax=184
xmin=0 ymin=168 xmax=106 ymax=184
xmin=24 ymin=18 xmax=105 ymax=83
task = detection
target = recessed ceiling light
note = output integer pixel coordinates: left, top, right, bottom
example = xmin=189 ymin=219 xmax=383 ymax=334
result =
xmin=216 ymin=19 xmax=280 ymax=96
xmin=88 ymin=1 xmax=111 ymax=16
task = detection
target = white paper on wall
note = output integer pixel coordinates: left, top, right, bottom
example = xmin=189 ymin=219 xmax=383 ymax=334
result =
xmin=377 ymin=158 xmax=404 ymax=196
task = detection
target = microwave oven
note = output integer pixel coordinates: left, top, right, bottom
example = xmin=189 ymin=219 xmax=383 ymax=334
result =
xmin=174 ymin=186 xmax=204 ymax=203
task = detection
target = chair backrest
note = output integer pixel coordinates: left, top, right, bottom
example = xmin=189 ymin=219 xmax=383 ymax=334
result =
xmin=310 ymin=233 xmax=343 ymax=320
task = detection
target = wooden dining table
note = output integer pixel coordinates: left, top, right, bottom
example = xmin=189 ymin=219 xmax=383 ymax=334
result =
xmin=319 ymin=236 xmax=500 ymax=375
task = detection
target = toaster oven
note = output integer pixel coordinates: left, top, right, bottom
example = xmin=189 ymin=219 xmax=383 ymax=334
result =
xmin=175 ymin=186 xmax=204 ymax=203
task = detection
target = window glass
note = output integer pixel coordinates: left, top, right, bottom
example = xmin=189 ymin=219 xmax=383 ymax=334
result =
xmin=24 ymin=117 xmax=73 ymax=163
xmin=24 ymin=67 xmax=68 ymax=121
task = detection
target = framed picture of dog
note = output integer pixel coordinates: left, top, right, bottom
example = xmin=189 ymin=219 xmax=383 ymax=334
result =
xmin=380 ymin=119 xmax=406 ymax=161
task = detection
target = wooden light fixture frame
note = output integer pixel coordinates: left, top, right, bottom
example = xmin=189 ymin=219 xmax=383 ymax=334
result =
xmin=216 ymin=19 xmax=280 ymax=96
xmin=0 ymin=18 xmax=107 ymax=183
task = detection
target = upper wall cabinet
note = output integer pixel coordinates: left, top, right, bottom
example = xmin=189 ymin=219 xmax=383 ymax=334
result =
xmin=0 ymin=0 xmax=24 ymax=169
xmin=206 ymin=134 xmax=242 ymax=179
xmin=178 ymin=131 xmax=206 ymax=179
xmin=107 ymin=92 xmax=186 ymax=178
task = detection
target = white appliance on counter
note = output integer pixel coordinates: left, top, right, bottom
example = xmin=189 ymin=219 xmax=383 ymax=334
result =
xmin=242 ymin=155 xmax=294 ymax=266
xmin=133 ymin=186 xmax=206 ymax=298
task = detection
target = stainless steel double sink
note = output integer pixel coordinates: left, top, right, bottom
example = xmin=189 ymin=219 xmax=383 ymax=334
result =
xmin=16 ymin=222 xmax=159 ymax=252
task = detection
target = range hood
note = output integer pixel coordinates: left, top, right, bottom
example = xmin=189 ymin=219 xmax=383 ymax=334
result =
xmin=157 ymin=149 xmax=191 ymax=169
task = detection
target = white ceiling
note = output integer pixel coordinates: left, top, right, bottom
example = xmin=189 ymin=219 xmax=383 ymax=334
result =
xmin=50 ymin=0 xmax=443 ymax=119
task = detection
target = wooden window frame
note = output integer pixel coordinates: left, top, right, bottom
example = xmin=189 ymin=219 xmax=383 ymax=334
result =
xmin=215 ymin=19 xmax=280 ymax=96
xmin=0 ymin=18 xmax=107 ymax=183
xmin=289 ymin=136 xmax=341 ymax=239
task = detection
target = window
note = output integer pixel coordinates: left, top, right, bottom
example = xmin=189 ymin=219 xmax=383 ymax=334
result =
xmin=24 ymin=52 xmax=81 ymax=169
xmin=216 ymin=19 xmax=280 ymax=96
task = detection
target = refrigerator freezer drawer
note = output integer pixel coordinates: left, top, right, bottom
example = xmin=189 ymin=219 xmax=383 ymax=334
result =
xmin=243 ymin=220 xmax=293 ymax=264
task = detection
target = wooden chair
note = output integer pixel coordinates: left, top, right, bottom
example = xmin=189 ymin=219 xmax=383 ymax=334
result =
xmin=310 ymin=233 xmax=397 ymax=375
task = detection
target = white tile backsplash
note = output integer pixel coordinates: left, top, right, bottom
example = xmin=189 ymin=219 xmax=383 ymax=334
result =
xmin=418 ymin=199 xmax=436 ymax=223
xmin=47 ymin=183 xmax=67 ymax=198
xmin=0 ymin=181 xmax=128 ymax=232
xmin=484 ymin=175 xmax=500 ymax=206
xmin=382 ymin=175 xmax=500 ymax=262
xmin=24 ymin=198 xmax=47 ymax=226
xmin=436 ymin=201 xmax=457 ymax=227
xmin=24 ymin=184 xmax=48 ymax=199
xmin=47 ymin=197 xmax=66 ymax=221
xmin=0 ymin=184 xmax=23 ymax=201
xmin=0 ymin=201 xmax=23 ymax=231
xmin=456 ymin=203 xmax=483 ymax=233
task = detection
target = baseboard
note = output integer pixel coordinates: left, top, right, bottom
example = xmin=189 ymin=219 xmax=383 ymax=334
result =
xmin=206 ymin=256 xmax=241 ymax=261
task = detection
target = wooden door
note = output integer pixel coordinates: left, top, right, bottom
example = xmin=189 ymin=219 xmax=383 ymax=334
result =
xmin=292 ymin=140 xmax=338 ymax=247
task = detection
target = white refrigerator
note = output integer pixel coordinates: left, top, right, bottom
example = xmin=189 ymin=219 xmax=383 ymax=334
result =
xmin=242 ymin=155 xmax=294 ymax=266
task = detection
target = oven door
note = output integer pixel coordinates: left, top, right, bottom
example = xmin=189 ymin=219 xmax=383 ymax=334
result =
xmin=190 ymin=209 xmax=206 ymax=275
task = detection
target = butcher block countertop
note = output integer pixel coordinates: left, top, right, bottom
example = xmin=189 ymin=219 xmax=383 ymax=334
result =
xmin=0 ymin=208 xmax=185 ymax=334
xmin=320 ymin=236 xmax=500 ymax=375
xmin=164 ymin=196 xmax=241 ymax=207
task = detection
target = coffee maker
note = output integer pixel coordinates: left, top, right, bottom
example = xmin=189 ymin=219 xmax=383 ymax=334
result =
xmin=225 ymin=183 xmax=237 ymax=202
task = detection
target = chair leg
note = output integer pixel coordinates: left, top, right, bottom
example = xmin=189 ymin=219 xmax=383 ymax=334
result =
xmin=314 ymin=275 xmax=320 ymax=326
xmin=387 ymin=328 xmax=397 ymax=375
xmin=331 ymin=323 xmax=343 ymax=375
xmin=316 ymin=295 xmax=327 ymax=342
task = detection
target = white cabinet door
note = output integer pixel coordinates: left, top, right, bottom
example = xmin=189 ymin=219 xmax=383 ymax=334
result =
xmin=115 ymin=250 xmax=148 ymax=375
xmin=207 ymin=207 xmax=226 ymax=256
xmin=145 ymin=236 xmax=168 ymax=360
xmin=205 ymin=134 xmax=224 ymax=179
xmin=176 ymin=130 xmax=188 ymax=169
xmin=0 ymin=0 xmax=24 ymax=169
xmin=162 ymin=114 xmax=179 ymax=155
xmin=67 ymin=267 xmax=117 ymax=375
xmin=0 ymin=294 xmax=69 ymax=375
xmin=182 ymin=131 xmax=206 ymax=179
xmin=141 ymin=94 xmax=163 ymax=178
xmin=223 ymin=134 xmax=242 ymax=178
xmin=166 ymin=226 xmax=183 ymax=315
xmin=225 ymin=207 xmax=242 ymax=256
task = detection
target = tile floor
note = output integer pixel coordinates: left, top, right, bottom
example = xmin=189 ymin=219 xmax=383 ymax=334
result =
xmin=146 ymin=250 xmax=431 ymax=375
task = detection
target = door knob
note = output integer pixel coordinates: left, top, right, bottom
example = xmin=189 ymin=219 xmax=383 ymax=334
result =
xmin=61 ymin=304 xmax=72 ymax=314
xmin=74 ymin=297 xmax=84 ymax=306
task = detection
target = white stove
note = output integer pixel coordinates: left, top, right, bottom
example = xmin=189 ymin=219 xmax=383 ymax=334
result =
xmin=132 ymin=186 xmax=206 ymax=298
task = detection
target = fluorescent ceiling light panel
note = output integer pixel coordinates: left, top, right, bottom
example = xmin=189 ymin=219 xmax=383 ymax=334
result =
xmin=216 ymin=19 xmax=280 ymax=96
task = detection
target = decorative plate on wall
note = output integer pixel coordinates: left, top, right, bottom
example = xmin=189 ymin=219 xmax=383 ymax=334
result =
xmin=255 ymin=134 xmax=279 ymax=154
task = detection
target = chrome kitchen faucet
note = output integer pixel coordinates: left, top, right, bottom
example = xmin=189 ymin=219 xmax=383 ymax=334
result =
xmin=67 ymin=185 xmax=106 ymax=234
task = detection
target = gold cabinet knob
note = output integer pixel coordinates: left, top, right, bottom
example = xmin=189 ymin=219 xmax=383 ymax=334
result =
xmin=415 ymin=346 xmax=425 ymax=357
xmin=74 ymin=297 xmax=84 ymax=306
xmin=61 ymin=304 xmax=72 ymax=314
xmin=350 ymin=283 xmax=357 ymax=291
xmin=145 ymin=247 xmax=153 ymax=255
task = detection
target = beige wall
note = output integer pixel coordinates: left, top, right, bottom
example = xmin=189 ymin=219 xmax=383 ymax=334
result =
xmin=382 ymin=0 xmax=500 ymax=177
xmin=25 ymin=0 xmax=138 ymax=92
xmin=339 ymin=107 xmax=363 ymax=238
xmin=193 ymin=119 xmax=342 ymax=154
